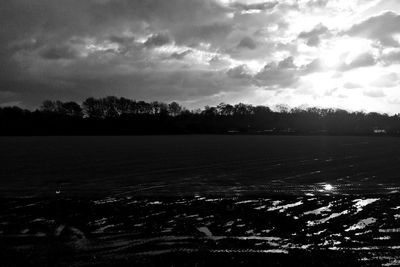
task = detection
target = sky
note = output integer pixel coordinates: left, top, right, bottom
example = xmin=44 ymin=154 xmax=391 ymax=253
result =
xmin=1 ymin=0 xmax=400 ymax=113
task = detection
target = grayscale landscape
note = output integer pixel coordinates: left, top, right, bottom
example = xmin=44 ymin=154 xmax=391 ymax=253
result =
xmin=2 ymin=0 xmax=400 ymax=265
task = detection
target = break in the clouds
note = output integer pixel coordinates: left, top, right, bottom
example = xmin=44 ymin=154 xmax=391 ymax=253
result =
xmin=1 ymin=0 xmax=400 ymax=113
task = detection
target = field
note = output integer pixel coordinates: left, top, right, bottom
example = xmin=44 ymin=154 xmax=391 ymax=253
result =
xmin=1 ymin=135 xmax=400 ymax=196
xmin=1 ymin=136 xmax=400 ymax=266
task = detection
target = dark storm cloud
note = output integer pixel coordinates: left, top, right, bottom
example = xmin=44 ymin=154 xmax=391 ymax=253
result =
xmin=0 ymin=0 xmax=232 ymax=106
xmin=144 ymin=33 xmax=172 ymax=47
xmin=347 ymin=11 xmax=400 ymax=47
xmin=227 ymin=56 xmax=326 ymax=90
xmin=60 ymin=69 xmax=254 ymax=101
xmin=170 ymin=50 xmax=192 ymax=60
xmin=0 ymin=68 xmax=247 ymax=106
xmin=208 ymin=56 xmax=231 ymax=69
xmin=226 ymin=65 xmax=252 ymax=79
xmin=230 ymin=1 xmax=278 ymax=12
xmin=40 ymin=45 xmax=80 ymax=60
xmin=107 ymin=35 xmax=136 ymax=48
xmin=175 ymin=22 xmax=233 ymax=48
xmin=255 ymin=57 xmax=300 ymax=87
xmin=252 ymin=56 xmax=328 ymax=89
xmin=298 ymin=24 xmax=329 ymax=46
xmin=0 ymin=0 xmax=228 ymax=56
xmin=0 ymin=0 xmax=302 ymax=108
xmin=338 ymin=53 xmax=377 ymax=71
xmin=237 ymin=36 xmax=257 ymax=49
xmin=0 ymin=79 xmax=88 ymax=107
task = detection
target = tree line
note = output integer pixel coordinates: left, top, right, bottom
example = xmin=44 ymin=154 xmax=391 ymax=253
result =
xmin=1 ymin=96 xmax=399 ymax=135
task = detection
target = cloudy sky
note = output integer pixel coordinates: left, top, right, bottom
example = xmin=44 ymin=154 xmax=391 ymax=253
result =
xmin=1 ymin=0 xmax=400 ymax=113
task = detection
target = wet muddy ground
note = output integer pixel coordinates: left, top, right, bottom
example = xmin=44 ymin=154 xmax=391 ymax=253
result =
xmin=2 ymin=194 xmax=400 ymax=266
xmin=1 ymin=136 xmax=400 ymax=265
xmin=1 ymin=135 xmax=400 ymax=197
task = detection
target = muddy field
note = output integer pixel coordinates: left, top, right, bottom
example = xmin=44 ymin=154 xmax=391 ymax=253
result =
xmin=1 ymin=136 xmax=400 ymax=266
xmin=1 ymin=135 xmax=400 ymax=196
xmin=2 ymin=195 xmax=400 ymax=266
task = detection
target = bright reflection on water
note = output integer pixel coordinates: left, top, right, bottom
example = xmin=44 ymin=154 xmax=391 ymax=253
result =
xmin=323 ymin=184 xmax=334 ymax=191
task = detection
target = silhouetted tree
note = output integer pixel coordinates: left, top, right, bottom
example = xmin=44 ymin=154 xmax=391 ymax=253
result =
xmin=61 ymin=102 xmax=83 ymax=117
xmin=2 ymin=96 xmax=400 ymax=135
xmin=253 ymin=105 xmax=271 ymax=116
xmin=41 ymin=100 xmax=58 ymax=113
xmin=115 ymin=97 xmax=133 ymax=115
xmin=82 ymin=97 xmax=104 ymax=118
xmin=202 ymin=106 xmax=218 ymax=116
xmin=234 ymin=103 xmax=252 ymax=115
xmin=151 ymin=101 xmax=168 ymax=115
xmin=168 ymin=102 xmax=182 ymax=116
xmin=40 ymin=100 xmax=82 ymax=117
xmin=217 ymin=103 xmax=234 ymax=116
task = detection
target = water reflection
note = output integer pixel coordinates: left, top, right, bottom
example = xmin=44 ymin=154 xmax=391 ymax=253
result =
xmin=323 ymin=184 xmax=334 ymax=191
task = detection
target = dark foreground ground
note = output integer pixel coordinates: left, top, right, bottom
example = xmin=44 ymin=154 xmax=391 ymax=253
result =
xmin=1 ymin=136 xmax=400 ymax=266
xmin=1 ymin=194 xmax=400 ymax=266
